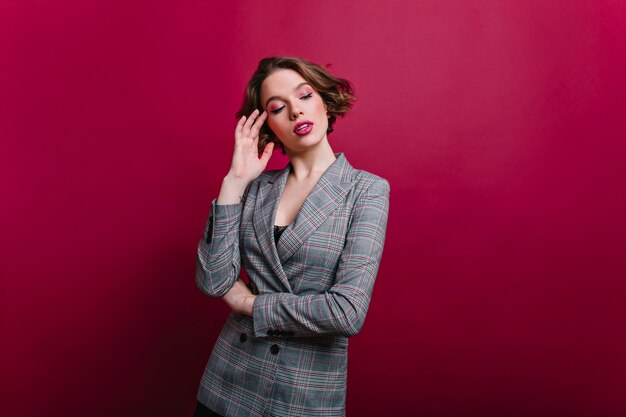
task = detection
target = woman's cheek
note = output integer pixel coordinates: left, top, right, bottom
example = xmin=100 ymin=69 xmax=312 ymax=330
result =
xmin=266 ymin=120 xmax=281 ymax=140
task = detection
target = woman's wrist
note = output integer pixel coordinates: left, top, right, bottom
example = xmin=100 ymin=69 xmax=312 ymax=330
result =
xmin=223 ymin=172 xmax=252 ymax=185
xmin=241 ymin=295 xmax=256 ymax=316
xmin=217 ymin=175 xmax=251 ymax=205
xmin=222 ymin=280 xmax=256 ymax=316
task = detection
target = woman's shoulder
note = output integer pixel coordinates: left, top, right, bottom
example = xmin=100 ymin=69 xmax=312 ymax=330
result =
xmin=349 ymin=167 xmax=390 ymax=196
xmin=351 ymin=168 xmax=389 ymax=186
xmin=249 ymin=169 xmax=279 ymax=188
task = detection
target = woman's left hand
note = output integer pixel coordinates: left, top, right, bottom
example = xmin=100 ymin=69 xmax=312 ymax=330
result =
xmin=222 ymin=279 xmax=256 ymax=316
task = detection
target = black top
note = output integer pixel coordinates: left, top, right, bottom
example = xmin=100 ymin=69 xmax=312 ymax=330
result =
xmin=274 ymin=225 xmax=289 ymax=244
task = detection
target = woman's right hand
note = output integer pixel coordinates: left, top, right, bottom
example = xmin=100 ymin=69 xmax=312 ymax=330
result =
xmin=227 ymin=109 xmax=274 ymax=183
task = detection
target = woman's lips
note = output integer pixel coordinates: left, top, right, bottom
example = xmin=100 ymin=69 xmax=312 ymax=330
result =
xmin=294 ymin=121 xmax=314 ymax=136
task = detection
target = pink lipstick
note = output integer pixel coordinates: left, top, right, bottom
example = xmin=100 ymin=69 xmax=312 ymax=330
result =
xmin=294 ymin=121 xmax=314 ymax=136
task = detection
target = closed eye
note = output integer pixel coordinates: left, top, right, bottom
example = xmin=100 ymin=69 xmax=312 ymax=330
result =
xmin=269 ymin=92 xmax=314 ymax=114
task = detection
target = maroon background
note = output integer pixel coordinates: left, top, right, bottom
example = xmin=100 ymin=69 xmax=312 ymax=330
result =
xmin=2 ymin=1 xmax=625 ymax=416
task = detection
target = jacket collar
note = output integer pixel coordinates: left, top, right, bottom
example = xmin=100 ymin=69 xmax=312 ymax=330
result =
xmin=253 ymin=152 xmax=357 ymax=292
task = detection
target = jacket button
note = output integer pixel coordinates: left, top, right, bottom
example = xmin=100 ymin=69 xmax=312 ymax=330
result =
xmin=270 ymin=344 xmax=280 ymax=355
xmin=239 ymin=333 xmax=247 ymax=343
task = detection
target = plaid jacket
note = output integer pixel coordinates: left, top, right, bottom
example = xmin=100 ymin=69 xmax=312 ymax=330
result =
xmin=196 ymin=152 xmax=390 ymax=417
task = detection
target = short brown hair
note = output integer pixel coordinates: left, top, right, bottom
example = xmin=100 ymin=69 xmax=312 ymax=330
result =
xmin=236 ymin=56 xmax=356 ymax=155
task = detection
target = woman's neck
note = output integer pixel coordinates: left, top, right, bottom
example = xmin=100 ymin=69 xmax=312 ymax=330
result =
xmin=286 ymin=141 xmax=337 ymax=181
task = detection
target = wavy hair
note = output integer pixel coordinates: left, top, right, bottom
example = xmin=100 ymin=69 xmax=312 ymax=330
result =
xmin=236 ymin=56 xmax=356 ymax=155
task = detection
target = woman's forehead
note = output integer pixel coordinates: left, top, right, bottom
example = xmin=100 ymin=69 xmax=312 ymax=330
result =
xmin=260 ymin=69 xmax=308 ymax=99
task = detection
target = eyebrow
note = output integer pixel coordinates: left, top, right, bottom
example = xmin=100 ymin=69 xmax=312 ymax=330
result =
xmin=264 ymin=82 xmax=312 ymax=107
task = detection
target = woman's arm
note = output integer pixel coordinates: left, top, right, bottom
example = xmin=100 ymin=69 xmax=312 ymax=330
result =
xmin=251 ymin=178 xmax=391 ymax=338
xmin=195 ymin=109 xmax=273 ymax=298
xmin=195 ymin=178 xmax=249 ymax=298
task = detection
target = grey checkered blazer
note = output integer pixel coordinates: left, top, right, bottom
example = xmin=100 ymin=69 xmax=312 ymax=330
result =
xmin=196 ymin=152 xmax=390 ymax=417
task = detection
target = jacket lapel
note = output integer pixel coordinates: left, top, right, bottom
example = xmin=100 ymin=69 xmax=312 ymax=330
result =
xmin=253 ymin=152 xmax=357 ymax=292
xmin=277 ymin=153 xmax=357 ymax=264
xmin=253 ymin=164 xmax=291 ymax=292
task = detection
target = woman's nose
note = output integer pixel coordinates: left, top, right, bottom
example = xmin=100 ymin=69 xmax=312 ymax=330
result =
xmin=290 ymin=108 xmax=303 ymax=121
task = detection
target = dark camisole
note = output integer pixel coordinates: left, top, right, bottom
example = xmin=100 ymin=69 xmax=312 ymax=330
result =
xmin=273 ymin=224 xmax=289 ymax=244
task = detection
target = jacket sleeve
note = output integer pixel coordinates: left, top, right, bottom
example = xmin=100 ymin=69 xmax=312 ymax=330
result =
xmin=195 ymin=196 xmax=245 ymax=298
xmin=252 ymin=178 xmax=390 ymax=338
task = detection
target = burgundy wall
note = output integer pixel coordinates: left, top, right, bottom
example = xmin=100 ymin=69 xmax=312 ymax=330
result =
xmin=2 ymin=1 xmax=625 ymax=416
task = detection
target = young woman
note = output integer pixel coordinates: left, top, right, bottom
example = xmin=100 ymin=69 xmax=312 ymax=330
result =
xmin=194 ymin=56 xmax=390 ymax=417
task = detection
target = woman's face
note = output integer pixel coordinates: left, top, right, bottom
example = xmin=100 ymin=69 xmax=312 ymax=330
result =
xmin=260 ymin=69 xmax=329 ymax=154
